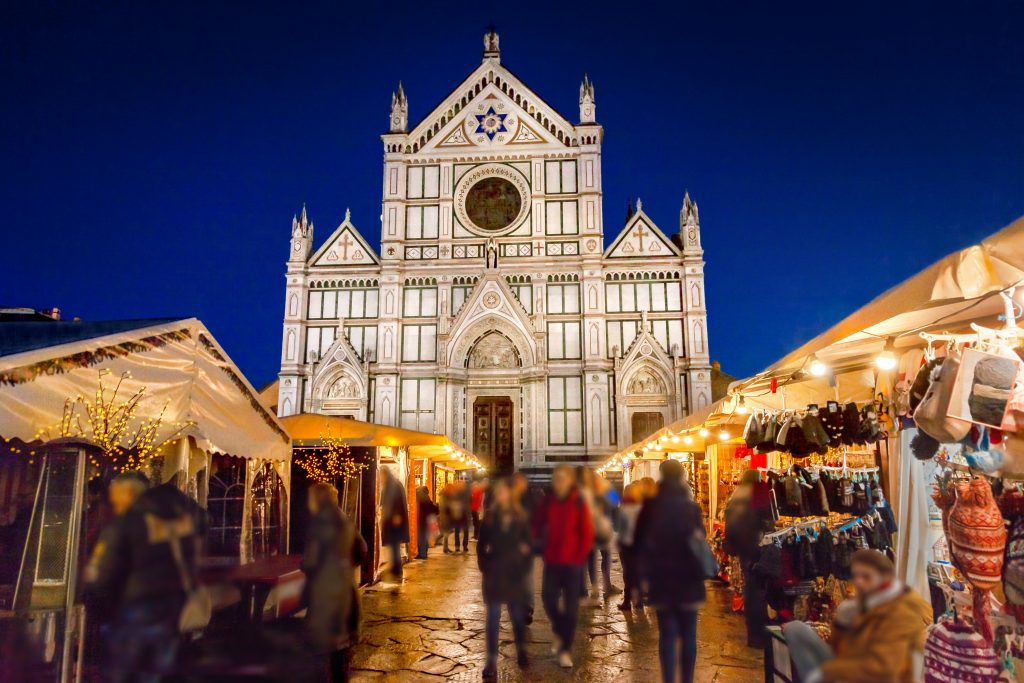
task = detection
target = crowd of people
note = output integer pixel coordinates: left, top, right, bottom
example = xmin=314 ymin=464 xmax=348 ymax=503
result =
xmin=67 ymin=458 xmax=933 ymax=683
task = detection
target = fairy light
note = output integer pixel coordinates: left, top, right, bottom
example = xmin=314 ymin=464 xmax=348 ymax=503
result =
xmin=295 ymin=426 xmax=367 ymax=484
xmin=670 ymin=434 xmax=680 ymax=444
xmin=698 ymin=428 xmax=710 ymax=438
xmin=683 ymin=435 xmax=694 ymax=446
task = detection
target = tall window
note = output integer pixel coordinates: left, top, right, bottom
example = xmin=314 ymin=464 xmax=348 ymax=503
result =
xmin=605 ymin=319 xmax=684 ymax=358
xmin=306 ymin=326 xmax=336 ymax=362
xmin=548 ymin=376 xmax=583 ymax=445
xmin=547 ymin=322 xmax=581 ymax=360
xmin=545 ymin=200 xmax=578 ymax=235
xmin=402 ymin=286 xmax=438 ymax=317
xmin=407 ymin=165 xmax=440 ymax=199
xmin=405 ymin=205 xmax=439 ymax=240
xmin=546 ymin=281 xmax=580 ymax=314
xmin=605 ymin=320 xmax=638 ymax=358
xmin=451 ymin=276 xmax=478 ymax=315
xmin=401 ymin=324 xmax=437 ymax=362
xmin=400 ymin=378 xmax=436 ymax=432
xmin=604 ymin=273 xmax=682 ymax=313
xmin=308 ymin=281 xmax=380 ymax=320
xmin=506 ymin=275 xmax=533 ymax=314
xmin=545 ymin=160 xmax=577 ymax=194
xmin=345 ymin=325 xmax=378 ymax=361
xmin=608 ymin=375 xmax=618 ymax=446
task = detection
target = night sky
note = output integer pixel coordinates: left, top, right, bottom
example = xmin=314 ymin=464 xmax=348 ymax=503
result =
xmin=3 ymin=2 xmax=1022 ymax=388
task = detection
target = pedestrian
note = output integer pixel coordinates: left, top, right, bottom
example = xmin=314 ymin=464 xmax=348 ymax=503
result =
xmin=439 ymin=482 xmax=455 ymax=554
xmin=723 ymin=469 xmax=774 ymax=648
xmin=782 ymin=550 xmax=931 ymax=683
xmin=456 ymin=479 xmax=472 ymax=551
xmin=470 ymin=477 xmax=487 ymax=540
xmin=301 ymin=482 xmax=368 ymax=683
xmin=533 ymin=465 xmax=594 ymax=669
xmin=478 ymin=479 xmax=532 ymax=679
xmin=577 ymin=468 xmax=618 ymax=604
xmin=415 ymin=485 xmax=438 ymax=560
xmin=615 ymin=482 xmax=644 ymax=610
xmin=83 ymin=471 xmax=207 ymax=683
xmin=379 ymin=467 xmax=409 ymax=581
xmin=635 ymin=459 xmax=706 ymax=683
xmin=511 ymin=472 xmax=540 ymax=625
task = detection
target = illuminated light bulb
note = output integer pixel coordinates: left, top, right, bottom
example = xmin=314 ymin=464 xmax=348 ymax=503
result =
xmin=654 ymin=443 xmax=663 ymax=451
xmin=876 ymin=338 xmax=898 ymax=371
xmin=698 ymin=428 xmax=710 ymax=438
xmin=718 ymin=431 xmax=730 ymax=441
xmin=670 ymin=434 xmax=680 ymax=444
xmin=683 ymin=435 xmax=694 ymax=445
xmin=735 ymin=395 xmax=749 ymax=415
xmin=809 ymin=355 xmax=827 ymax=377
xmin=660 ymin=434 xmax=669 ymax=442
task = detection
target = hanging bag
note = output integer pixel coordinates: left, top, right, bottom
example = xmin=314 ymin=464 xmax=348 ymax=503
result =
xmin=688 ymin=530 xmax=720 ymax=579
xmin=167 ymin=519 xmax=213 ymax=633
xmin=914 ymin=348 xmax=971 ymax=443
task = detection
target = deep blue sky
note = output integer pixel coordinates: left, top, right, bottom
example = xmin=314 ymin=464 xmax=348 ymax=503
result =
xmin=3 ymin=1 xmax=1022 ymax=387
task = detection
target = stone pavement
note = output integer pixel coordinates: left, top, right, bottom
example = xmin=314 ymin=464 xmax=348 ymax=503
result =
xmin=350 ymin=540 xmax=762 ymax=682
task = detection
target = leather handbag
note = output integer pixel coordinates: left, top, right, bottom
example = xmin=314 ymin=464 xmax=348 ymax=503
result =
xmin=689 ymin=531 xmax=719 ymax=579
xmin=914 ymin=348 xmax=971 ymax=443
xmin=168 ymin=524 xmax=212 ymax=633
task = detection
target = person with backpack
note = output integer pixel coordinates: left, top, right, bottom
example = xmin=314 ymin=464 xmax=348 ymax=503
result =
xmin=635 ymin=459 xmax=707 ymax=683
xmin=724 ymin=469 xmax=774 ymax=648
xmin=533 ymin=465 xmax=594 ymax=669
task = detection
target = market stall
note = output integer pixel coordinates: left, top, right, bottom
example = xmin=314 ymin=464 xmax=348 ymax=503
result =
xmin=0 ymin=317 xmax=291 ymax=682
xmin=279 ymin=414 xmax=483 ymax=584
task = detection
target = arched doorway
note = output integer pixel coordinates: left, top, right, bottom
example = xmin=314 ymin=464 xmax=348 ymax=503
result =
xmin=465 ymin=331 xmax=521 ymax=474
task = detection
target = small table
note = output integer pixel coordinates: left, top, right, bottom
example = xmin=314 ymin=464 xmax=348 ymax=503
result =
xmin=228 ymin=555 xmax=303 ymax=621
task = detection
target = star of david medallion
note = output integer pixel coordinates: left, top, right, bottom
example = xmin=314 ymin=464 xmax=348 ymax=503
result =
xmin=474 ymin=106 xmax=508 ymax=140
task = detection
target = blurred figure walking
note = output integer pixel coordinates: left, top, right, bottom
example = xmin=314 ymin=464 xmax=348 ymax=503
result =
xmin=414 ymin=485 xmax=438 ymax=560
xmin=477 ymin=479 xmax=532 ymax=680
xmin=379 ymin=467 xmax=409 ymax=581
xmin=615 ymin=482 xmax=644 ymax=610
xmin=302 ymin=482 xmax=368 ymax=683
xmin=470 ymin=477 xmax=487 ymax=540
xmin=724 ymin=469 xmax=773 ymax=648
xmin=636 ymin=460 xmax=706 ymax=683
xmin=533 ymin=465 xmax=593 ymax=669
xmin=83 ymin=472 xmax=206 ymax=683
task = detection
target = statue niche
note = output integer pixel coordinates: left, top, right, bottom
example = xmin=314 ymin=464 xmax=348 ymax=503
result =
xmin=628 ymin=368 xmax=666 ymax=395
xmin=467 ymin=332 xmax=521 ymax=369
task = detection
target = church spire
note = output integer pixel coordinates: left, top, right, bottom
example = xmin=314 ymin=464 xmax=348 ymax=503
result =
xmin=679 ymin=191 xmax=702 ymax=254
xmin=483 ymin=25 xmax=500 ymax=63
xmin=290 ymin=204 xmax=313 ymax=262
xmin=389 ymin=81 xmax=408 ymax=133
xmin=579 ymin=73 xmax=596 ymax=124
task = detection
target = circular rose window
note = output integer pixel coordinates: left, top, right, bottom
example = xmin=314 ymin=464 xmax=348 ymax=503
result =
xmin=465 ymin=177 xmax=522 ymax=232
xmin=454 ymin=164 xmax=530 ymax=236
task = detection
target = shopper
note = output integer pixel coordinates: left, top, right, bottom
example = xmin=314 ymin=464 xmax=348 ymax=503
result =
xmin=301 ymin=482 xmax=368 ymax=683
xmin=477 ymin=479 xmax=532 ymax=679
xmin=615 ymin=482 xmax=644 ymax=610
xmin=635 ymin=459 xmax=707 ymax=683
xmin=511 ymin=472 xmax=541 ymax=624
xmin=533 ymin=465 xmax=594 ymax=668
xmin=379 ymin=467 xmax=409 ymax=581
xmin=83 ymin=472 xmax=207 ymax=683
xmin=414 ymin=485 xmax=438 ymax=560
xmin=470 ymin=477 xmax=487 ymax=540
xmin=456 ymin=479 xmax=472 ymax=551
xmin=724 ymin=469 xmax=774 ymax=648
xmin=782 ymin=550 xmax=931 ymax=683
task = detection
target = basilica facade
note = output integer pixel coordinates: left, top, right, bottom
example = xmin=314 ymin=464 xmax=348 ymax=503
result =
xmin=277 ymin=30 xmax=712 ymax=477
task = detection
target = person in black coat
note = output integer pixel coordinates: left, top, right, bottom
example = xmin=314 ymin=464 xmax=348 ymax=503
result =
xmin=414 ymin=486 xmax=438 ymax=560
xmin=379 ymin=467 xmax=409 ymax=580
xmin=724 ymin=469 xmax=774 ymax=648
xmin=635 ymin=460 xmax=706 ymax=683
xmin=302 ymin=482 xmax=368 ymax=683
xmin=477 ymin=479 xmax=532 ymax=680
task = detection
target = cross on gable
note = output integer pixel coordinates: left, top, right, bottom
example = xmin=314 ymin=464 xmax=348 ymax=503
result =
xmin=339 ymin=234 xmax=354 ymax=260
xmin=635 ymin=226 xmax=649 ymax=252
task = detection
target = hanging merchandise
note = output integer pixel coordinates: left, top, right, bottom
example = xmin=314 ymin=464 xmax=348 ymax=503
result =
xmin=914 ymin=347 xmax=972 ymax=443
xmin=1001 ymin=347 xmax=1024 ymax=432
xmin=948 ymin=347 xmax=1022 ymax=429
xmin=946 ymin=476 xmax=1007 ymax=644
xmin=999 ymin=488 xmax=1024 ymax=623
xmin=924 ymin=618 xmax=1003 ymax=683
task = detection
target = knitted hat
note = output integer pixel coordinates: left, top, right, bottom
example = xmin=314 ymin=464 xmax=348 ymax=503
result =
xmin=923 ymin=618 xmax=1002 ymax=683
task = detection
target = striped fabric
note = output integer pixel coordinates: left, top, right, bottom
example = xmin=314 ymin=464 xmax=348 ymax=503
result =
xmin=923 ymin=619 xmax=1002 ymax=683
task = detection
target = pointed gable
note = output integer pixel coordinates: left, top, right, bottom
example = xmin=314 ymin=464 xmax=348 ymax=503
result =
xmin=446 ymin=273 xmax=538 ymax=367
xmin=309 ymin=213 xmax=380 ymax=267
xmin=604 ymin=207 xmax=680 ymax=260
xmin=404 ymin=61 xmax=578 ymax=155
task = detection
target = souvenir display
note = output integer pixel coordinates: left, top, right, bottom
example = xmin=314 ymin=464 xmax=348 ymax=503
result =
xmin=924 ymin=618 xmax=1002 ymax=683
xmin=948 ymin=347 xmax=1022 ymax=429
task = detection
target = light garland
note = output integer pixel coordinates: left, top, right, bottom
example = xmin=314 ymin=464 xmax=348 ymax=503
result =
xmin=295 ymin=427 xmax=368 ymax=484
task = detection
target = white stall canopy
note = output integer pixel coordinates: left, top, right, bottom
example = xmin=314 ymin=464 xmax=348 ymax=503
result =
xmin=0 ymin=317 xmax=290 ymax=462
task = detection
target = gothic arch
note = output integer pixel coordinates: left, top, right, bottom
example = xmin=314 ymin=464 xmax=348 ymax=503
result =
xmin=448 ymin=314 xmax=536 ymax=369
xmin=465 ymin=331 xmax=522 ymax=369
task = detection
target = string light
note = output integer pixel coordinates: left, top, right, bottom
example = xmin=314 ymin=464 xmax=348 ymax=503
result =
xmin=683 ymin=435 xmax=694 ymax=445
xmin=718 ymin=430 xmax=730 ymax=441
xmin=698 ymin=428 xmax=710 ymax=438
xmin=809 ymin=355 xmax=828 ymax=377
xmin=735 ymin=395 xmax=749 ymax=415
xmin=876 ymin=337 xmax=898 ymax=371
xmin=670 ymin=434 xmax=680 ymax=444
xmin=295 ymin=426 xmax=368 ymax=484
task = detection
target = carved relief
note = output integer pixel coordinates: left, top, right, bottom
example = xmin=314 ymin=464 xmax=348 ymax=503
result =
xmin=468 ymin=332 xmax=521 ymax=369
xmin=628 ymin=369 xmax=666 ymax=395
xmin=327 ymin=374 xmax=360 ymax=399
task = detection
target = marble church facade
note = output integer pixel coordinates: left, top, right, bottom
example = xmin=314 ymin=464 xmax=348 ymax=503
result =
xmin=277 ymin=30 xmax=712 ymax=477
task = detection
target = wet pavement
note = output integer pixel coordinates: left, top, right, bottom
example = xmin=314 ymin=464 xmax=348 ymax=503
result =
xmin=350 ymin=541 xmax=762 ymax=682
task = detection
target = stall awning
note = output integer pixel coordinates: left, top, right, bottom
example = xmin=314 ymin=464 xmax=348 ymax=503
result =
xmin=0 ymin=318 xmax=291 ymax=461
xmin=279 ymin=414 xmax=482 ymax=469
